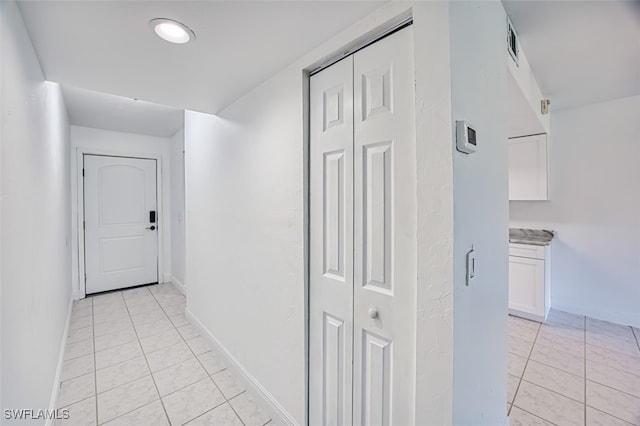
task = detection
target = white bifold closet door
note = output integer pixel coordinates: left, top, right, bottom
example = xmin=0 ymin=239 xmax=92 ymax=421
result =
xmin=310 ymin=26 xmax=416 ymax=426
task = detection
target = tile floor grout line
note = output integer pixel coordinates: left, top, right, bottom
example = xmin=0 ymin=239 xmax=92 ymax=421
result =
xmin=530 ymin=339 xmax=583 ymax=354
xmin=96 ymin=372 xmax=154 ymax=398
xmin=176 ymin=398 xmax=241 ymax=426
xmin=584 ymin=341 xmax=640 ymax=360
xmin=510 ymin=404 xmax=561 ymax=426
xmin=92 ymin=295 xmax=99 ymax=426
xmin=66 ymin=285 xmax=269 ymax=425
xmin=121 ymin=287 xmax=173 ymax=426
xmin=94 ymin=347 xmax=143 ymax=372
xmin=584 ymin=377 xmax=640 ymax=401
xmin=63 ymin=337 xmax=96 ymax=362
xmin=516 ymin=377 xmax=586 ymax=406
xmin=581 ymin=350 xmax=640 ymax=375
xmin=584 ymin=402 xmax=638 ymax=426
xmin=149 ymin=287 xmax=252 ymax=426
xmin=100 ymin=399 xmax=167 ymax=426
xmin=151 ymin=290 xmax=245 ymax=425
xmin=148 ymin=350 xmax=225 ymax=377
xmin=508 ymin=318 xmax=542 ymax=417
xmin=524 ymin=357 xmax=585 ymax=380
xmin=226 ymin=391 xmax=249 ymax=426
xmin=148 ymin=285 xmax=233 ymax=425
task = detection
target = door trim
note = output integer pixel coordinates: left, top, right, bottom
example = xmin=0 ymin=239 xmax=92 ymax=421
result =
xmin=74 ymin=148 xmax=166 ymax=299
xmin=307 ymin=14 xmax=413 ymax=76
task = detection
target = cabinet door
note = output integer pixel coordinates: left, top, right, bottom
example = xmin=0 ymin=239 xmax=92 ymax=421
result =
xmin=508 ymin=133 xmax=548 ymax=200
xmin=509 ymin=256 xmax=545 ymax=317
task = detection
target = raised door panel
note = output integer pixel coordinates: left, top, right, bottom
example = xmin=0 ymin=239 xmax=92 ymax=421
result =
xmin=310 ymin=56 xmax=354 ymax=426
xmin=322 ymin=314 xmax=346 ymax=425
xmin=508 ymin=256 xmax=545 ymax=316
xmin=353 ymin=26 xmax=416 ymax=426
xmin=361 ymin=331 xmax=392 ymax=425
xmin=98 ymin=165 xmax=146 ymax=225
xmin=363 ymin=141 xmax=393 ymax=293
xmin=508 ymin=133 xmax=548 ymax=200
xmin=323 ymin=150 xmax=346 ymax=280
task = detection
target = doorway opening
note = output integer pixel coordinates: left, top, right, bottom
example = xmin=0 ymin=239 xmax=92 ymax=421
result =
xmin=81 ymin=154 xmax=161 ymax=295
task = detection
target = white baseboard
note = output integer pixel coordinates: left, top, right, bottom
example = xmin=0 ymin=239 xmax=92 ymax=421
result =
xmin=552 ymin=302 xmax=640 ymax=329
xmin=46 ymin=295 xmax=74 ymax=426
xmin=185 ymin=308 xmax=296 ymax=425
xmin=168 ymin=275 xmax=186 ymax=295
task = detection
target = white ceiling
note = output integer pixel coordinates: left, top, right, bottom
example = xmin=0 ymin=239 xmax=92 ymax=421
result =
xmin=18 ymin=1 xmax=638 ymax=116
xmin=18 ymin=1 xmax=384 ymax=114
xmin=62 ymin=85 xmax=184 ymax=138
xmin=503 ymin=0 xmax=640 ymax=110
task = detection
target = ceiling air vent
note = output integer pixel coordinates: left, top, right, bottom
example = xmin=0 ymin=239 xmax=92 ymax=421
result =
xmin=507 ymin=17 xmax=519 ymax=65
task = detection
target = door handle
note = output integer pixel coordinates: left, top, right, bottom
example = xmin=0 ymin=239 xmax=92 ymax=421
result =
xmin=146 ymin=226 xmax=156 ymax=230
xmin=368 ymin=307 xmax=379 ymax=319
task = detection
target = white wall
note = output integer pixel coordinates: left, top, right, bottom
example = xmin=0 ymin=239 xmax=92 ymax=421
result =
xmin=1 ymin=0 xmax=73 ymax=418
xmin=507 ymin=35 xmax=550 ymax=136
xmin=185 ymin=86 xmax=307 ymax=424
xmin=411 ymin=3 xmax=456 ymax=424
xmin=70 ymin=126 xmax=173 ymax=296
xmin=450 ymin=2 xmax=510 ymax=424
xmin=510 ymin=95 xmax=640 ymax=328
xmin=169 ymin=128 xmax=186 ymax=290
xmin=185 ymin=3 xmax=462 ymax=423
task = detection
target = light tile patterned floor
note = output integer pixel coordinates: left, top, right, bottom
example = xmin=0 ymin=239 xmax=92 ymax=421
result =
xmin=508 ymin=310 xmax=640 ymax=425
xmin=57 ymin=283 xmax=273 ymax=426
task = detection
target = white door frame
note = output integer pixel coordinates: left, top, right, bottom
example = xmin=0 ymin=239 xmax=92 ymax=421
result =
xmin=303 ymin=10 xmax=413 ymax=424
xmin=74 ymin=147 xmax=166 ymax=299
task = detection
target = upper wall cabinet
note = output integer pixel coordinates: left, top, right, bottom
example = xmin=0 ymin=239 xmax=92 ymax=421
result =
xmin=508 ymin=133 xmax=548 ymax=201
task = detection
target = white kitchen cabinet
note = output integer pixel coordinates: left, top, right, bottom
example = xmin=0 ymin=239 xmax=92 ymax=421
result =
xmin=508 ymin=133 xmax=548 ymax=200
xmin=508 ymin=243 xmax=550 ymax=322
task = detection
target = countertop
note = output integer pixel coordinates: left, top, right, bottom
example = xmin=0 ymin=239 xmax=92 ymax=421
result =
xmin=509 ymin=228 xmax=554 ymax=246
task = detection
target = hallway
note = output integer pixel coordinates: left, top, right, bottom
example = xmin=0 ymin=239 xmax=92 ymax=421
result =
xmin=57 ymin=284 xmax=272 ymax=425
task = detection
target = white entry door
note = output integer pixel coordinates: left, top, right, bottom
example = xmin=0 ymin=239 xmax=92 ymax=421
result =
xmin=310 ymin=26 xmax=417 ymax=425
xmin=84 ymin=155 xmax=159 ymax=294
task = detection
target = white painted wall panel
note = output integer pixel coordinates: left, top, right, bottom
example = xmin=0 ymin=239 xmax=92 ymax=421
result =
xmin=1 ymin=0 xmax=72 ymax=415
xmin=170 ymin=128 xmax=186 ymax=289
xmin=450 ymin=2 xmax=510 ymax=424
xmin=185 ymin=82 xmax=307 ymax=422
xmin=184 ymin=2 xmax=507 ymax=423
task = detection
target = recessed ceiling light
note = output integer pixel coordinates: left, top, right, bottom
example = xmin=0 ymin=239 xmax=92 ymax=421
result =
xmin=149 ymin=18 xmax=195 ymax=44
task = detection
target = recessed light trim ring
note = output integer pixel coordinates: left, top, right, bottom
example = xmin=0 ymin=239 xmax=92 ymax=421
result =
xmin=149 ymin=18 xmax=196 ymax=44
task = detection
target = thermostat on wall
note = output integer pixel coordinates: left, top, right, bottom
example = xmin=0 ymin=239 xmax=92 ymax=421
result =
xmin=456 ymin=121 xmax=477 ymax=154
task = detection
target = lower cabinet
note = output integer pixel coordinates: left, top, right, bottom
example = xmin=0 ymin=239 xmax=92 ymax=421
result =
xmin=508 ymin=243 xmax=551 ymax=322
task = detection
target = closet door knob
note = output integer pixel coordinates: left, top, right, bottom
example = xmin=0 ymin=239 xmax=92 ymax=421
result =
xmin=368 ymin=308 xmax=379 ymax=319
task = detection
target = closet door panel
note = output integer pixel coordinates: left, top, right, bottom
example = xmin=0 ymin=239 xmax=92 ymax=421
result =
xmin=353 ymin=27 xmax=417 ymax=426
xmin=310 ymin=56 xmax=354 ymax=426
